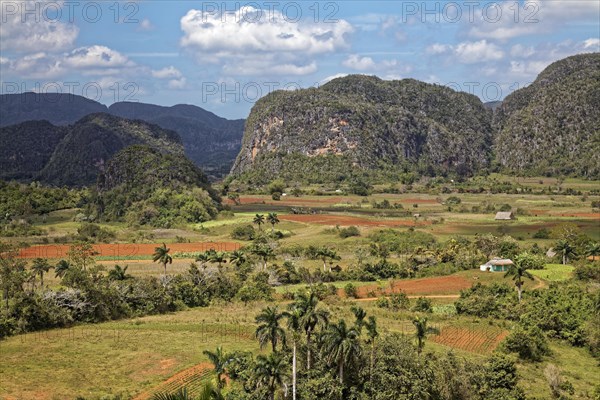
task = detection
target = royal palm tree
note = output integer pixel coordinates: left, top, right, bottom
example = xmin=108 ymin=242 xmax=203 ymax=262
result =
xmin=504 ymin=253 xmax=535 ymax=302
xmin=229 ymin=250 xmax=247 ymax=268
xmin=251 ymin=245 xmax=275 ymax=270
xmin=254 ymin=352 xmax=288 ymax=400
xmin=203 ymin=346 xmax=231 ymax=389
xmin=107 ymin=264 xmax=130 ymax=281
xmin=554 ymin=239 xmax=577 ymax=265
xmin=196 ymin=252 xmax=211 ymax=269
xmin=412 ymin=316 xmax=429 ymax=356
xmin=30 ymin=258 xmax=51 ymax=288
xmin=585 ymin=242 xmax=600 ymax=261
xmin=283 ymin=307 xmax=302 ymax=400
xmin=267 ymin=213 xmax=280 ymax=233
xmin=209 ymin=251 xmax=228 ymax=269
xmin=320 ymin=319 xmax=362 ymax=384
xmin=294 ymin=291 xmax=329 ymax=370
xmin=350 ymin=305 xmax=367 ymax=334
xmin=54 ymin=259 xmax=70 ymax=279
xmin=253 ymin=214 xmax=265 ymax=231
xmin=255 ymin=305 xmax=286 ymax=352
xmin=317 ymin=247 xmax=340 ymax=272
xmin=364 ymin=316 xmax=378 ymax=383
xmin=153 ymin=243 xmax=173 ymax=275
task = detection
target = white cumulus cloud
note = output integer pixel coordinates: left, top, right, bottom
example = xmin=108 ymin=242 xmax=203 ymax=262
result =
xmin=179 ymin=6 xmax=353 ymax=75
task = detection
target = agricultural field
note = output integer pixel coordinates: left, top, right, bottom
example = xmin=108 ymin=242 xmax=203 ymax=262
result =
xmin=1 ymin=176 xmax=599 ymax=400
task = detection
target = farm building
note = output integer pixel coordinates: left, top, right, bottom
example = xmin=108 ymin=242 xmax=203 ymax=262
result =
xmin=479 ymin=258 xmax=514 ymax=272
xmin=495 ymin=211 xmax=515 ymax=220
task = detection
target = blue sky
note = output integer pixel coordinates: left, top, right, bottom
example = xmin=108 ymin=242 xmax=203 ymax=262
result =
xmin=1 ymin=0 xmax=599 ymax=118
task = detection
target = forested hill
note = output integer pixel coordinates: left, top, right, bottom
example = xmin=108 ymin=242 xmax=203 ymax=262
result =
xmin=92 ymin=145 xmax=221 ymax=227
xmin=0 ymin=94 xmax=245 ymax=178
xmin=231 ymin=52 xmax=600 ymax=183
xmin=231 ymin=75 xmax=494 ymax=183
xmin=493 ymin=53 xmax=600 ymax=178
xmin=0 ymin=113 xmax=184 ymax=187
xmin=108 ymin=102 xmax=245 ymax=179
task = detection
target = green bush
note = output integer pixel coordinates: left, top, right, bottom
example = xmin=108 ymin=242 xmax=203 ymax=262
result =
xmin=231 ymin=225 xmax=256 ymax=241
xmin=339 ymin=226 xmax=360 ymax=238
xmin=412 ymin=297 xmax=432 ymax=313
xmin=344 ymin=283 xmax=359 ymax=298
xmin=501 ymin=325 xmax=550 ymax=361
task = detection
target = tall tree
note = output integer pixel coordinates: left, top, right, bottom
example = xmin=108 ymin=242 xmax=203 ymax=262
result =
xmin=350 ymin=305 xmax=367 ymax=334
xmin=283 ymin=307 xmax=302 ymax=400
xmin=294 ymin=291 xmax=329 ymax=370
xmin=317 ymin=247 xmax=340 ymax=272
xmin=254 ymin=352 xmax=288 ymax=400
xmin=255 ymin=305 xmax=286 ymax=352
xmin=504 ymin=253 xmax=535 ymax=302
xmin=209 ymin=251 xmax=228 ymax=269
xmin=267 ymin=213 xmax=280 ymax=233
xmin=320 ymin=319 xmax=362 ymax=384
xmin=203 ymin=346 xmax=231 ymax=389
xmin=364 ymin=316 xmax=378 ymax=383
xmin=196 ymin=252 xmax=211 ymax=269
xmin=54 ymin=260 xmax=70 ymax=279
xmin=554 ymin=240 xmax=577 ymax=265
xmin=585 ymin=242 xmax=600 ymax=261
xmin=412 ymin=316 xmax=436 ymax=356
xmin=152 ymin=243 xmax=173 ymax=275
xmin=30 ymin=258 xmax=51 ymax=288
xmin=229 ymin=250 xmax=247 ymax=268
xmin=251 ymin=245 xmax=275 ymax=270
xmin=253 ymin=214 xmax=265 ymax=231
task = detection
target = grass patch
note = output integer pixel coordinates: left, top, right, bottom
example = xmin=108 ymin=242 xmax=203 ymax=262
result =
xmin=530 ymin=264 xmax=574 ymax=282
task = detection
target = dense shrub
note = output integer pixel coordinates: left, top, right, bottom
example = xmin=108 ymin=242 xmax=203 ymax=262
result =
xmin=231 ymin=225 xmax=256 ymax=241
xmin=501 ymin=325 xmax=550 ymax=361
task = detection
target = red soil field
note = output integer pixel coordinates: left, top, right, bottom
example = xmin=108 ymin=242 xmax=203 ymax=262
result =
xmin=431 ymin=326 xmax=509 ymax=354
xmin=133 ymin=362 xmax=213 ymax=400
xmin=225 ymin=196 xmax=348 ymax=206
xmin=279 ymin=214 xmax=430 ymax=227
xmin=340 ymin=275 xmax=473 ymax=298
xmin=17 ymin=242 xmax=241 ymax=259
xmin=549 ymin=212 xmax=600 ymax=219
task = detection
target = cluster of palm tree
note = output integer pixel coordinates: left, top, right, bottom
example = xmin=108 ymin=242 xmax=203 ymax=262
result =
xmin=253 ymin=213 xmax=280 ymax=233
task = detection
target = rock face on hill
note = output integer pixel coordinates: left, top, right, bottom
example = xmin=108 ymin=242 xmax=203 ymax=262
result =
xmin=493 ymin=53 xmax=600 ymax=178
xmin=108 ymin=102 xmax=245 ymax=178
xmin=94 ymin=145 xmax=221 ymax=227
xmin=0 ymin=113 xmax=184 ymax=187
xmin=231 ymin=75 xmax=494 ymax=183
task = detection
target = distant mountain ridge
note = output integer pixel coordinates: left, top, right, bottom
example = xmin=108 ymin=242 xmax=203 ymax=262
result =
xmin=0 ymin=113 xmax=184 ymax=187
xmin=0 ymin=94 xmax=245 ymax=178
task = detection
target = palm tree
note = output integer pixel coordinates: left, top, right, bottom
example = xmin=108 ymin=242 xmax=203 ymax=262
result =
xmin=267 ymin=213 xmax=280 ymax=233
xmin=554 ymin=239 xmax=577 ymax=265
xmin=209 ymin=251 xmax=228 ymax=269
xmin=107 ymin=264 xmax=130 ymax=281
xmin=203 ymin=346 xmax=231 ymax=389
xmin=31 ymin=258 xmax=51 ymax=288
xmin=196 ymin=252 xmax=211 ymax=269
xmin=153 ymin=384 xmax=223 ymax=400
xmin=253 ymin=214 xmax=265 ymax=231
xmin=255 ymin=306 xmax=286 ymax=352
xmin=317 ymin=247 xmax=340 ymax=272
xmin=504 ymin=253 xmax=535 ymax=302
xmin=283 ymin=307 xmax=302 ymax=400
xmin=54 ymin=259 xmax=70 ymax=279
xmin=153 ymin=243 xmax=173 ymax=275
xmin=412 ymin=316 xmax=430 ymax=356
xmin=254 ymin=352 xmax=288 ymax=400
xmin=229 ymin=250 xmax=247 ymax=268
xmin=585 ymin=242 xmax=600 ymax=261
xmin=320 ymin=319 xmax=362 ymax=384
xmin=364 ymin=316 xmax=378 ymax=383
xmin=350 ymin=305 xmax=367 ymax=333
xmin=251 ymin=245 xmax=275 ymax=270
xmin=294 ymin=291 xmax=329 ymax=370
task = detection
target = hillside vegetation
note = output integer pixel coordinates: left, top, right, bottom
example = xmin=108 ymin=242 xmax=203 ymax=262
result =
xmin=91 ymin=145 xmax=221 ymax=227
xmin=232 ymin=75 xmax=493 ymax=183
xmin=494 ymin=53 xmax=600 ymax=178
